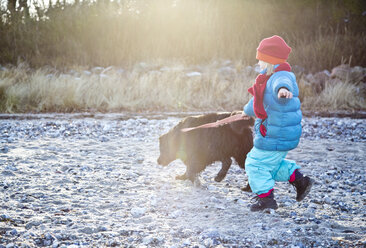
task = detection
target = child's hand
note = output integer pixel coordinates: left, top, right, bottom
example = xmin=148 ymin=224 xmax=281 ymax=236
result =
xmin=278 ymin=88 xmax=293 ymax=99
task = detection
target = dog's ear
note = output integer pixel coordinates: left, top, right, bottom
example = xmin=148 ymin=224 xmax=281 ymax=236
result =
xmin=230 ymin=111 xmax=254 ymax=126
xmin=229 ymin=117 xmax=254 ymax=134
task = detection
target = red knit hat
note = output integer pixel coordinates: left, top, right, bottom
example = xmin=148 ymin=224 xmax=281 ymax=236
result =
xmin=256 ymin=35 xmax=292 ymax=64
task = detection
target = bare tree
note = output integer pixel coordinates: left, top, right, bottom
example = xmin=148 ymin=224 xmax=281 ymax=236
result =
xmin=6 ymin=0 xmax=30 ymax=17
xmin=7 ymin=0 xmax=16 ymax=14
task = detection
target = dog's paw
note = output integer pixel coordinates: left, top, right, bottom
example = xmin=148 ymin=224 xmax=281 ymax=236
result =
xmin=241 ymin=183 xmax=252 ymax=192
xmin=214 ymin=175 xmax=224 ymax=182
xmin=214 ymin=170 xmax=227 ymax=182
xmin=175 ymin=174 xmax=187 ymax=180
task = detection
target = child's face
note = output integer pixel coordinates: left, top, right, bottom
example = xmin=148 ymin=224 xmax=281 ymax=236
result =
xmin=258 ymin=60 xmax=266 ymax=71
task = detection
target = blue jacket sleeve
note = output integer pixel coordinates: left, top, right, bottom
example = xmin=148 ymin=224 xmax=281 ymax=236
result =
xmin=271 ymin=75 xmax=294 ymax=103
xmin=243 ymin=97 xmax=255 ymax=117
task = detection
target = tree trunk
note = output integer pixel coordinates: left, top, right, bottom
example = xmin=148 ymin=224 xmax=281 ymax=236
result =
xmin=7 ymin=0 xmax=16 ymax=14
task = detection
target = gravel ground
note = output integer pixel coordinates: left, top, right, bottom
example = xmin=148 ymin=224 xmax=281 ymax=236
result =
xmin=0 ymin=113 xmax=365 ymax=248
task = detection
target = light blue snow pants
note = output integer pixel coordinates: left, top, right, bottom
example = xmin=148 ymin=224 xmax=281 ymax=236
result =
xmin=245 ymin=147 xmax=300 ymax=195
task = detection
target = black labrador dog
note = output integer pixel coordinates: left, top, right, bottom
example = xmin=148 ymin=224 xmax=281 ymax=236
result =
xmin=157 ymin=111 xmax=253 ymax=188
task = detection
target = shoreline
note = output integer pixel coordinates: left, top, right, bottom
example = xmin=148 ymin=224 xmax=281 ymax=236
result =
xmin=0 ymin=110 xmax=366 ymax=121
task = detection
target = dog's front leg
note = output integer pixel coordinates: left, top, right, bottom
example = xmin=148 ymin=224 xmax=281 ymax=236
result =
xmin=186 ymin=165 xmax=202 ymax=187
xmin=215 ymin=158 xmax=232 ymax=182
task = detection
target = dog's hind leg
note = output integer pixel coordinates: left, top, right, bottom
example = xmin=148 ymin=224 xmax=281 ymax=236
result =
xmin=241 ymin=183 xmax=252 ymax=192
xmin=175 ymin=172 xmax=188 ymax=180
xmin=234 ymin=155 xmax=246 ymax=169
xmin=215 ymin=158 xmax=232 ymax=182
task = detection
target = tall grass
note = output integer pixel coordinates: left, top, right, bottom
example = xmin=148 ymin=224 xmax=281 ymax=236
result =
xmin=1 ymin=62 xmax=365 ymax=113
xmin=0 ymin=62 xmax=252 ymax=112
xmin=0 ymin=0 xmax=365 ymax=72
xmin=302 ymin=81 xmax=366 ymax=111
xmin=1 ymin=0 xmax=365 ymax=113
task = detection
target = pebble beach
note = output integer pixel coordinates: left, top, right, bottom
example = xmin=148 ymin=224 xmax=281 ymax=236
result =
xmin=0 ymin=113 xmax=365 ymax=248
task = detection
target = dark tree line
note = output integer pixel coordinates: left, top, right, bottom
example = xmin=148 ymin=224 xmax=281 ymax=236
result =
xmin=0 ymin=0 xmax=365 ymax=70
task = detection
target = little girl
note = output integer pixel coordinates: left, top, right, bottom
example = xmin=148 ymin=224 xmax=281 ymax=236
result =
xmin=243 ymin=35 xmax=314 ymax=211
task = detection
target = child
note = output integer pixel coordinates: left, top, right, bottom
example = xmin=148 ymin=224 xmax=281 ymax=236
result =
xmin=243 ymin=35 xmax=314 ymax=212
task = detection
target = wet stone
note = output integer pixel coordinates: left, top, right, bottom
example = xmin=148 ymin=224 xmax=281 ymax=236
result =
xmin=1 ymin=171 xmax=16 ymax=177
xmin=0 ymin=114 xmax=364 ymax=247
xmin=78 ymin=227 xmax=96 ymax=234
xmin=25 ymin=221 xmax=41 ymax=230
xmin=8 ymin=229 xmax=17 ymax=236
xmin=0 ymin=147 xmax=9 ymax=153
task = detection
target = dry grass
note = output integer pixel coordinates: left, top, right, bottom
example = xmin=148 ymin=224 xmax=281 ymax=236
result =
xmin=302 ymin=81 xmax=366 ymax=111
xmin=1 ymin=62 xmax=365 ymax=113
xmin=0 ymin=62 xmax=253 ymax=112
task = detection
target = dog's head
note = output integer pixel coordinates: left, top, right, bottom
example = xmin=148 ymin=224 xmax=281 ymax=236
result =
xmin=157 ymin=125 xmax=181 ymax=166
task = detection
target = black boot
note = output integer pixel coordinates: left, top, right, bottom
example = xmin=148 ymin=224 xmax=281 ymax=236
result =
xmin=250 ymin=191 xmax=278 ymax=212
xmin=290 ymin=170 xmax=314 ymax=202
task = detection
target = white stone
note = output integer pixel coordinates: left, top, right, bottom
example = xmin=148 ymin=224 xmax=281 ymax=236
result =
xmin=83 ymin=70 xmax=92 ymax=76
xmin=142 ymin=235 xmax=153 ymax=244
xmin=215 ymin=204 xmax=225 ymax=210
xmin=183 ymin=239 xmax=191 ymax=245
xmin=91 ymin=67 xmax=104 ymax=74
xmin=186 ymin=72 xmax=202 ymax=77
xmin=52 ymin=241 xmax=60 ymax=248
xmin=170 ymin=209 xmax=183 ymax=218
xmin=207 ymin=185 xmax=217 ymax=191
xmin=150 ymin=197 xmax=158 ymax=207
xmin=99 ymin=73 xmax=109 ymax=79
xmin=203 ymin=238 xmax=213 ymax=247
xmin=131 ymin=207 xmax=146 ymax=218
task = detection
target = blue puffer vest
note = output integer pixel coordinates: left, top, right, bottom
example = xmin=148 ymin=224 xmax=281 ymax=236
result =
xmin=244 ymin=70 xmax=302 ymax=151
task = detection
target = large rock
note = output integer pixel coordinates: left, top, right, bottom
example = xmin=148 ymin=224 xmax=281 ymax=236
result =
xmin=312 ymin=70 xmax=331 ymax=93
xmin=304 ymin=73 xmax=322 ymax=94
xmin=292 ymin=65 xmax=306 ymax=75
xmin=350 ymin=66 xmax=366 ymax=83
xmin=331 ymin=64 xmax=351 ymax=81
xmin=330 ymin=64 xmax=366 ymax=83
xmin=297 ymin=77 xmax=314 ymax=101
